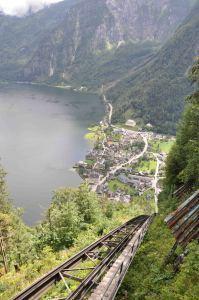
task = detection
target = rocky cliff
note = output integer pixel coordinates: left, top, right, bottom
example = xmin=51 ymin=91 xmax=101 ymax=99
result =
xmin=107 ymin=2 xmax=199 ymax=133
xmin=22 ymin=0 xmax=193 ymax=82
xmin=0 ymin=0 xmax=81 ymax=80
xmin=0 ymin=0 xmax=197 ymax=134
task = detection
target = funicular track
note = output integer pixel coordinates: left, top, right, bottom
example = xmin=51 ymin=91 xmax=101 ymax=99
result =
xmin=13 ymin=184 xmax=196 ymax=300
xmin=172 ymin=182 xmax=193 ymax=199
xmin=13 ymin=215 xmax=152 ymax=300
xmin=165 ymin=190 xmax=199 ymax=248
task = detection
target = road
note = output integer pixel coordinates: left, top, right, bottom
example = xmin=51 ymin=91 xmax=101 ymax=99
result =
xmin=92 ymin=92 xmax=162 ymax=212
xmin=102 ymin=94 xmax=113 ymax=126
xmin=92 ymin=134 xmax=148 ymax=192
xmin=107 ymin=103 xmax=113 ymax=125
xmin=110 ymin=134 xmax=148 ymax=174
xmin=92 ymin=96 xmax=149 ymax=192
xmin=152 ymin=153 xmax=161 ymax=213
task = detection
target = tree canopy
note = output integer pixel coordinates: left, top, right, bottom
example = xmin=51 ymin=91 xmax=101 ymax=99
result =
xmin=166 ymin=58 xmax=199 ymax=189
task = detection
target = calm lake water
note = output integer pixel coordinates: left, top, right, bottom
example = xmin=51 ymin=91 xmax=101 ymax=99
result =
xmin=0 ymin=84 xmax=104 ymax=225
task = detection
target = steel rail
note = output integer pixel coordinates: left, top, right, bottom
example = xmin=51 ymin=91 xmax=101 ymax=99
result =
xmin=13 ymin=215 xmax=149 ymax=300
xmin=165 ymin=191 xmax=199 ymax=227
xmin=66 ymin=219 xmax=147 ymax=300
xmin=165 ymin=190 xmax=199 ymax=247
xmin=173 ymin=182 xmax=192 ymax=199
xmin=89 ymin=216 xmax=153 ymax=300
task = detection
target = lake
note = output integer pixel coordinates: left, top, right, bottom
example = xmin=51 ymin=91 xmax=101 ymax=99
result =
xmin=0 ymin=84 xmax=104 ymax=225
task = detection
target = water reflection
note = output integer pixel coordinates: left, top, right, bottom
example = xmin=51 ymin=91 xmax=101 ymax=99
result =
xmin=0 ymin=84 xmax=103 ymax=224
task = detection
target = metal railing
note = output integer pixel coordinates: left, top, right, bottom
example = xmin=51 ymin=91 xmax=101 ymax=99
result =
xmin=165 ymin=190 xmax=199 ymax=247
xmin=89 ymin=216 xmax=153 ymax=300
xmin=13 ymin=215 xmax=151 ymax=300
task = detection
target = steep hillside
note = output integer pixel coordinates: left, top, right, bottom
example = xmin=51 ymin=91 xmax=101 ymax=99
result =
xmin=107 ymin=3 xmax=199 ymax=134
xmin=21 ymin=0 xmax=193 ymax=83
xmin=117 ymin=196 xmax=198 ymax=300
xmin=0 ymin=0 xmax=81 ymax=81
xmin=165 ymin=59 xmax=199 ymax=188
xmin=0 ymin=0 xmax=197 ymax=134
xmin=117 ymin=59 xmax=199 ymax=299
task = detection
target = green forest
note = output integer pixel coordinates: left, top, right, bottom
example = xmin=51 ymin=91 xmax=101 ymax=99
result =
xmin=117 ymin=58 xmax=199 ymax=299
xmin=0 ymin=1 xmax=198 ymax=136
xmin=108 ymin=3 xmax=199 ymax=134
xmin=0 ymin=60 xmax=198 ymax=299
xmin=0 ymin=175 xmax=154 ymax=299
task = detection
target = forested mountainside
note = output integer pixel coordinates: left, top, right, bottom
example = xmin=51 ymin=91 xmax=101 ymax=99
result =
xmin=0 ymin=0 xmax=193 ymax=83
xmin=22 ymin=0 xmax=193 ymax=83
xmin=0 ymin=0 xmax=197 ymax=135
xmin=165 ymin=59 xmax=199 ymax=189
xmin=107 ymin=3 xmax=199 ymax=134
xmin=117 ymin=59 xmax=199 ymax=299
xmin=0 ymin=60 xmax=198 ymax=299
xmin=0 ymin=0 xmax=81 ymax=80
xmin=0 ymin=173 xmax=155 ymax=298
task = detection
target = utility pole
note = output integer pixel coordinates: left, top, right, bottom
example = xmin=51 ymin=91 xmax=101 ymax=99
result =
xmin=0 ymin=235 xmax=8 ymax=273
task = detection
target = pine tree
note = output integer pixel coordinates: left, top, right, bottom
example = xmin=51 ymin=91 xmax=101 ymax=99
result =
xmin=166 ymin=59 xmax=199 ymax=189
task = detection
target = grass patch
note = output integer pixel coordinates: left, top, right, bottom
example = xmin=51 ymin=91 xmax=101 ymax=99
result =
xmin=84 ymin=132 xmax=96 ymax=141
xmin=151 ymin=140 xmax=175 ymax=154
xmin=112 ymin=133 xmax=122 ymax=142
xmin=85 ymin=126 xmax=105 ymax=142
xmin=115 ymin=123 xmax=140 ymax=131
xmin=116 ymin=193 xmax=198 ymax=300
xmin=85 ymin=159 xmax=96 ymax=166
xmin=136 ymin=159 xmax=157 ymax=174
xmin=108 ymin=179 xmax=137 ymax=196
xmin=142 ymin=188 xmax=154 ymax=198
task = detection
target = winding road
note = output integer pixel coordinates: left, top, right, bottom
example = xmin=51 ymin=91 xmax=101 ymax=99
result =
xmin=152 ymin=153 xmax=161 ymax=213
xmin=92 ymin=134 xmax=148 ymax=192
xmin=107 ymin=103 xmax=113 ymax=125
xmin=102 ymin=94 xmax=113 ymax=126
xmin=92 ymin=93 xmax=161 ymax=212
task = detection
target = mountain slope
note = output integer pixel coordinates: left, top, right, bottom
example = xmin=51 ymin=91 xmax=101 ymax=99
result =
xmin=21 ymin=0 xmax=193 ymax=83
xmin=0 ymin=0 xmax=81 ymax=80
xmin=117 ymin=59 xmax=199 ymax=299
xmin=0 ymin=0 xmax=197 ymax=134
xmin=107 ymin=3 xmax=199 ymax=134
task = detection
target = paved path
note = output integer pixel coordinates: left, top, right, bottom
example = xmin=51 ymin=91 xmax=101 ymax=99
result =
xmin=108 ymin=103 xmax=113 ymax=124
xmin=92 ymin=92 xmax=163 ymax=213
xmin=92 ymin=95 xmax=149 ymax=192
xmin=83 ymin=90 xmax=165 ymax=213
xmin=102 ymin=94 xmax=113 ymax=126
xmin=92 ymin=134 xmax=148 ymax=192
xmin=152 ymin=153 xmax=161 ymax=213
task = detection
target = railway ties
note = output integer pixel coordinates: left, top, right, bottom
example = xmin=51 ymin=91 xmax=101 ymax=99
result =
xmin=165 ymin=190 xmax=199 ymax=248
xmin=89 ymin=216 xmax=152 ymax=300
xmin=13 ymin=215 xmax=152 ymax=300
xmin=173 ymin=182 xmax=192 ymax=199
xmin=164 ymin=190 xmax=199 ymax=267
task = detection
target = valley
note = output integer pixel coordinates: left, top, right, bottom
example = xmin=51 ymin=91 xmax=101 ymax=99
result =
xmin=0 ymin=0 xmax=198 ymax=134
xmin=0 ymin=1 xmax=198 ymax=299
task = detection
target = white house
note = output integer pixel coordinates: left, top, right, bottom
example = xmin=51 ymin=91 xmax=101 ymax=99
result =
xmin=125 ymin=119 xmax=136 ymax=127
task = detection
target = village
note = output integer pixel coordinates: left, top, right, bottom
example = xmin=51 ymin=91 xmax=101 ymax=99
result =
xmin=75 ymin=118 xmax=173 ymax=204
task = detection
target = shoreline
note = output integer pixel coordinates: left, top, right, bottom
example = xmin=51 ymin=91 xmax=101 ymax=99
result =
xmin=0 ymin=80 xmax=100 ymax=96
xmin=76 ymin=91 xmax=173 ymax=211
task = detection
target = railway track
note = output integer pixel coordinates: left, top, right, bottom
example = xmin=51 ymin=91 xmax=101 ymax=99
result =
xmin=13 ymin=215 xmax=152 ymax=300
xmin=165 ymin=190 xmax=199 ymax=247
xmin=173 ymin=182 xmax=192 ymax=199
